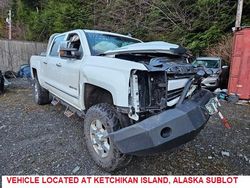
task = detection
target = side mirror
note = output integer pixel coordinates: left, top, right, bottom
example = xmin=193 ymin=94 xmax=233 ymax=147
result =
xmin=222 ymin=65 xmax=228 ymax=69
xmin=59 ymin=42 xmax=82 ymax=59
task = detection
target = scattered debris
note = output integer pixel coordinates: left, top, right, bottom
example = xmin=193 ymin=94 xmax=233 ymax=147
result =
xmin=18 ymin=64 xmax=31 ymax=78
xmin=208 ymin=156 xmax=213 ymax=159
xmin=0 ymin=125 xmax=7 ymax=130
xmin=72 ymin=166 xmax=80 ymax=174
xmin=237 ymin=100 xmax=250 ymax=105
xmin=221 ymin=151 xmax=230 ymax=157
xmin=4 ymin=77 xmax=11 ymax=86
xmin=238 ymin=154 xmax=243 ymax=157
xmin=238 ymin=154 xmax=250 ymax=163
xmin=214 ymin=88 xmax=228 ymax=94
xmin=214 ymin=89 xmax=239 ymax=103
xmin=4 ymin=71 xmax=17 ymax=79
xmin=244 ymin=156 xmax=249 ymax=163
xmin=17 ymin=170 xmax=24 ymax=175
xmin=227 ymin=94 xmax=240 ymax=103
xmin=218 ymin=111 xmax=231 ymax=129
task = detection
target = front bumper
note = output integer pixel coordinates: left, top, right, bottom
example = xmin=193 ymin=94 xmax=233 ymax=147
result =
xmin=109 ymin=89 xmax=214 ymax=155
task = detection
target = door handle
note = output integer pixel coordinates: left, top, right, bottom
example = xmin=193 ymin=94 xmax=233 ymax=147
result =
xmin=56 ymin=63 xmax=62 ymax=67
xmin=43 ymin=62 xmax=47 ymax=64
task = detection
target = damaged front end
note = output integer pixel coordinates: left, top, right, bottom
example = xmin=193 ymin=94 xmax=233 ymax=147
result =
xmin=128 ymin=56 xmax=197 ymax=120
xmin=110 ymin=88 xmax=213 ymax=155
xmin=111 ymin=52 xmax=216 ymax=155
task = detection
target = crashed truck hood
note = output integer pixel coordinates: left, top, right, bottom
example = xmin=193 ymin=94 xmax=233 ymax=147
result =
xmin=103 ymin=41 xmax=187 ymax=56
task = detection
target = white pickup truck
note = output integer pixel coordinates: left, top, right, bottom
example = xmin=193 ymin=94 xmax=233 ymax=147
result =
xmin=30 ymin=29 xmax=217 ymax=171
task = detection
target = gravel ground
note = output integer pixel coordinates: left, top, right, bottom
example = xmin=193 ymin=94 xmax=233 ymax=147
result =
xmin=0 ymin=78 xmax=249 ymax=176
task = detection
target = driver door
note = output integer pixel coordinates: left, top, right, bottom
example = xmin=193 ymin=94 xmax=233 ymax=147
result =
xmin=55 ymin=33 xmax=83 ymax=109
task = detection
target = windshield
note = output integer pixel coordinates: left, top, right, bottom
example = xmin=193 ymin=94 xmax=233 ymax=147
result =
xmin=85 ymin=32 xmax=141 ymax=55
xmin=192 ymin=59 xmax=220 ymax=68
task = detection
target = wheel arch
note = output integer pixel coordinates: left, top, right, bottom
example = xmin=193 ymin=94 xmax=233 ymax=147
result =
xmin=32 ymin=68 xmax=37 ymax=79
xmin=84 ymin=83 xmax=114 ymax=110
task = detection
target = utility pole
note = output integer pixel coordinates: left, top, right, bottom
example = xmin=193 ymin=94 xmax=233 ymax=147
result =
xmin=235 ymin=0 xmax=244 ymax=29
xmin=6 ymin=10 xmax=12 ymax=40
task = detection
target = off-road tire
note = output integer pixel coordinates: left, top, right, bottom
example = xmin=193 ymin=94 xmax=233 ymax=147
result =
xmin=84 ymin=103 xmax=132 ymax=172
xmin=33 ymin=77 xmax=50 ymax=105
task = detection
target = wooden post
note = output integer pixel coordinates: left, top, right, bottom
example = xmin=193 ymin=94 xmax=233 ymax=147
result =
xmin=235 ymin=0 xmax=244 ymax=28
xmin=6 ymin=10 xmax=12 ymax=40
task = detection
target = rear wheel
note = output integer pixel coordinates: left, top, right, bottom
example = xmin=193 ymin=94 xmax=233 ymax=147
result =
xmin=33 ymin=77 xmax=50 ymax=105
xmin=84 ymin=103 xmax=132 ymax=171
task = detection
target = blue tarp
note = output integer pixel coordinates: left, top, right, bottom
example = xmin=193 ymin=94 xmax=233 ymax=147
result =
xmin=18 ymin=64 xmax=31 ymax=78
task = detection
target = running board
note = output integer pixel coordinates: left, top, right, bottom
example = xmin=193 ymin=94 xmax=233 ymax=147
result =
xmin=51 ymin=97 xmax=60 ymax=106
xmin=51 ymin=95 xmax=85 ymax=118
xmin=64 ymin=107 xmax=75 ymax=118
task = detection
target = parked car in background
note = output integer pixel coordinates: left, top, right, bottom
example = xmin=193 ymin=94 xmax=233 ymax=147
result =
xmin=192 ymin=57 xmax=229 ymax=89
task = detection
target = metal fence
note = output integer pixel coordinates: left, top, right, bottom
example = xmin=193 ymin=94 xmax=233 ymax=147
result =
xmin=0 ymin=39 xmax=46 ymax=72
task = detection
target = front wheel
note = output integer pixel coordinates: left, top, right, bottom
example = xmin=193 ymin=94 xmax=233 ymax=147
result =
xmin=84 ymin=103 xmax=132 ymax=171
xmin=33 ymin=77 xmax=50 ymax=105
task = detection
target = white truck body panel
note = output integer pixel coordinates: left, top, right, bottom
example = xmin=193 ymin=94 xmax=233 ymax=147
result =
xmin=30 ymin=29 xmax=191 ymax=115
xmin=30 ymin=30 xmax=147 ymax=111
xmin=80 ymin=56 xmax=147 ymax=108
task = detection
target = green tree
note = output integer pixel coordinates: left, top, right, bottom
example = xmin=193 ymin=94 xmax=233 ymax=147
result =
xmin=9 ymin=0 xmax=250 ymax=55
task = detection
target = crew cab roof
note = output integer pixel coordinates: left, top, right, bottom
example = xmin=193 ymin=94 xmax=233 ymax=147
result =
xmin=103 ymin=41 xmax=187 ymax=56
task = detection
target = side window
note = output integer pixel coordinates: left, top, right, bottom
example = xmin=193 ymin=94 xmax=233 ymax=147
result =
xmin=49 ymin=35 xmax=65 ymax=57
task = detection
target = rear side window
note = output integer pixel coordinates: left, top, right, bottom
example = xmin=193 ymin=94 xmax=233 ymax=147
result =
xmin=49 ymin=35 xmax=65 ymax=57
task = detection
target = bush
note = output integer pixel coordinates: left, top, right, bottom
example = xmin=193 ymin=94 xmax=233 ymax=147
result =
xmin=205 ymin=34 xmax=233 ymax=65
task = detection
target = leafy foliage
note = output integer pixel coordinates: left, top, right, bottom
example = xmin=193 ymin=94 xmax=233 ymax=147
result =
xmin=1 ymin=0 xmax=250 ymax=55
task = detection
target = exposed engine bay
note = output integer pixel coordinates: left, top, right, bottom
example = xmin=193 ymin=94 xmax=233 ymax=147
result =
xmin=115 ymin=53 xmax=197 ymax=118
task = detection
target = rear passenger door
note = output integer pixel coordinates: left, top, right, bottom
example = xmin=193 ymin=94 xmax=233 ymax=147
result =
xmin=44 ymin=34 xmax=66 ymax=96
